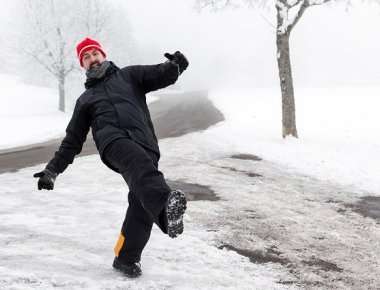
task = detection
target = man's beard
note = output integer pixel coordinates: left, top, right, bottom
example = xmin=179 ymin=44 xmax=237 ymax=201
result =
xmin=86 ymin=60 xmax=111 ymax=80
xmin=90 ymin=62 xmax=101 ymax=69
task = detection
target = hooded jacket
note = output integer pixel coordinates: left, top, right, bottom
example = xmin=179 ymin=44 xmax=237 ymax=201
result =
xmin=46 ymin=61 xmax=180 ymax=174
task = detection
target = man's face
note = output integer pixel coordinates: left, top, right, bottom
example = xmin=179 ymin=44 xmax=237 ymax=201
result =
xmin=82 ymin=48 xmax=106 ymax=70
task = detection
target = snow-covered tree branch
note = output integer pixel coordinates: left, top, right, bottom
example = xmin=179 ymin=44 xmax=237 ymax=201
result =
xmin=20 ymin=0 xmax=110 ymax=112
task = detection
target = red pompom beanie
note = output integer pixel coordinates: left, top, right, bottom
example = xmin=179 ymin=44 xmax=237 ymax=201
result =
xmin=76 ymin=37 xmax=107 ymax=67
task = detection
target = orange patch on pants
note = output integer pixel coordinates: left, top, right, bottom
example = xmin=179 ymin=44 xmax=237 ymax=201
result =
xmin=114 ymin=233 xmax=125 ymax=257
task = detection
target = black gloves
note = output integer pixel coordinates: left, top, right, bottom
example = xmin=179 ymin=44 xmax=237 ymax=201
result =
xmin=33 ymin=168 xmax=57 ymax=190
xmin=164 ymin=51 xmax=189 ymax=75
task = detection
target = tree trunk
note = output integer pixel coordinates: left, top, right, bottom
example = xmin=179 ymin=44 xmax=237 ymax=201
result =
xmin=58 ymin=74 xmax=65 ymax=112
xmin=276 ymin=32 xmax=298 ymax=138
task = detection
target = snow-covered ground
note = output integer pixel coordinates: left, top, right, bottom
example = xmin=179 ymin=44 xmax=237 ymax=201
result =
xmin=0 ymin=153 xmax=294 ymax=290
xmin=0 ymin=73 xmax=167 ymax=152
xmin=1 ymin=72 xmax=379 ymax=195
xmin=208 ymin=86 xmax=380 ymax=195
xmin=0 ymin=74 xmax=71 ymax=151
xmin=1 ymin=74 xmax=380 ymax=288
xmin=159 ymin=130 xmax=380 ymax=289
xmin=1 ymin=115 xmax=379 ymax=289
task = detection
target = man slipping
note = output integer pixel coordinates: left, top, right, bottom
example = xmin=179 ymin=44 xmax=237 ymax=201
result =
xmin=33 ymin=37 xmax=189 ymax=278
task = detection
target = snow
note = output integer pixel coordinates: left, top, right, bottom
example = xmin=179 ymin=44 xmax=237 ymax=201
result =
xmin=0 ymin=74 xmax=160 ymax=152
xmin=207 ymin=86 xmax=380 ymax=195
xmin=1 ymin=96 xmax=380 ymax=287
xmin=0 ymin=74 xmax=70 ymax=151
xmin=1 ymin=73 xmax=380 ymax=287
xmin=157 ymin=131 xmax=380 ymax=288
xmin=0 ymin=0 xmax=379 ymax=287
xmin=1 ymin=72 xmax=379 ymax=198
xmin=0 ymin=154 xmax=294 ymax=289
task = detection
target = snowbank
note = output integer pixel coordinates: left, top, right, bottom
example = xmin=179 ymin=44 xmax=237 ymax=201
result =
xmin=0 ymin=74 xmax=70 ymax=150
xmin=207 ymin=87 xmax=380 ymax=194
xmin=0 ymin=74 xmax=160 ymax=151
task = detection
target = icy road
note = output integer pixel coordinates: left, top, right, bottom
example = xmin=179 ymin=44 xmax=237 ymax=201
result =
xmin=0 ymin=91 xmax=379 ymax=289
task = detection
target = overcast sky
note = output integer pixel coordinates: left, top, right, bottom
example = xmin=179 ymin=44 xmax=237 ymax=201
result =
xmin=1 ymin=0 xmax=380 ymax=90
xmin=122 ymin=0 xmax=380 ymax=89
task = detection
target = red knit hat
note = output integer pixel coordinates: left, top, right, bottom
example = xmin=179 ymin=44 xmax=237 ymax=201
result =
xmin=76 ymin=37 xmax=107 ymax=67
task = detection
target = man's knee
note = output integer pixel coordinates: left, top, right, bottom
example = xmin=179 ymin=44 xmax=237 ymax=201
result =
xmin=127 ymin=193 xmax=154 ymax=226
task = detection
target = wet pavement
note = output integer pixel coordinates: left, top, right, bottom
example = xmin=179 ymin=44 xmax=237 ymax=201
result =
xmin=344 ymin=196 xmax=380 ymax=222
xmin=229 ymin=153 xmax=262 ymax=161
xmin=166 ymin=179 xmax=220 ymax=201
xmin=0 ymin=90 xmax=224 ymax=175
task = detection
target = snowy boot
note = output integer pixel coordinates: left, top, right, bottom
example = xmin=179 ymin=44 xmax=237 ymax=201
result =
xmin=165 ymin=189 xmax=187 ymax=238
xmin=112 ymin=257 xmax=142 ymax=278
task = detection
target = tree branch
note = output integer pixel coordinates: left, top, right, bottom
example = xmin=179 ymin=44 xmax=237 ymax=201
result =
xmin=64 ymin=62 xmax=77 ymax=75
xmin=288 ymin=0 xmax=308 ymax=33
xmin=195 ymin=0 xmax=238 ymax=12
xmin=22 ymin=47 xmax=58 ymax=78
xmin=307 ymin=0 xmax=334 ymax=6
xmin=278 ymin=0 xmax=292 ymax=8
xmin=287 ymin=0 xmax=333 ymax=33
xmin=291 ymin=0 xmax=304 ymax=8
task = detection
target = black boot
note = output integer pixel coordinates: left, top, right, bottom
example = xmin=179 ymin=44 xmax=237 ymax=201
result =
xmin=165 ymin=189 xmax=187 ymax=238
xmin=112 ymin=257 xmax=142 ymax=278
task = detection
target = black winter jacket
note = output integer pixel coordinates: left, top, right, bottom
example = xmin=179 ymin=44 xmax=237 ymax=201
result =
xmin=46 ymin=61 xmax=180 ymax=174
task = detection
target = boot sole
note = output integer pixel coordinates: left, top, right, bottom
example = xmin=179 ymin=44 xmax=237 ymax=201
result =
xmin=166 ymin=190 xmax=187 ymax=238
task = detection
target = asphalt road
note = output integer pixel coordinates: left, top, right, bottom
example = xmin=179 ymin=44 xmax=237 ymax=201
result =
xmin=0 ymin=90 xmax=224 ymax=174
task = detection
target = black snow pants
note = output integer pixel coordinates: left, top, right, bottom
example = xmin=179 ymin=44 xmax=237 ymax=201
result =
xmin=103 ymin=137 xmax=172 ymax=263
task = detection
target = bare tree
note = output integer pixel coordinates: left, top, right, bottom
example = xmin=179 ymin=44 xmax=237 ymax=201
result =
xmin=21 ymin=0 xmax=110 ymax=112
xmin=195 ymin=0 xmax=341 ymax=138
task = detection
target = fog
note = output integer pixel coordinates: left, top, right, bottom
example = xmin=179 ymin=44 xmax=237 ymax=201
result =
xmin=1 ymin=0 xmax=380 ymax=98
xmin=124 ymin=0 xmax=380 ymax=89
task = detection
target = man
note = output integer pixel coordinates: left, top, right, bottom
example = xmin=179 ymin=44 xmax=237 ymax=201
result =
xmin=33 ymin=37 xmax=189 ymax=278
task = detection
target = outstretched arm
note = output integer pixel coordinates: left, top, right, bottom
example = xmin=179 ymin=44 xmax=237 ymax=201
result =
xmin=33 ymin=99 xmax=90 ymax=190
xmin=122 ymin=51 xmax=189 ymax=94
xmin=47 ymin=99 xmax=91 ymax=174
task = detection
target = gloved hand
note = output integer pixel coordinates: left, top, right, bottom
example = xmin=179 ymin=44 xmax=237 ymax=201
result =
xmin=164 ymin=51 xmax=189 ymax=75
xmin=33 ymin=168 xmax=57 ymax=190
